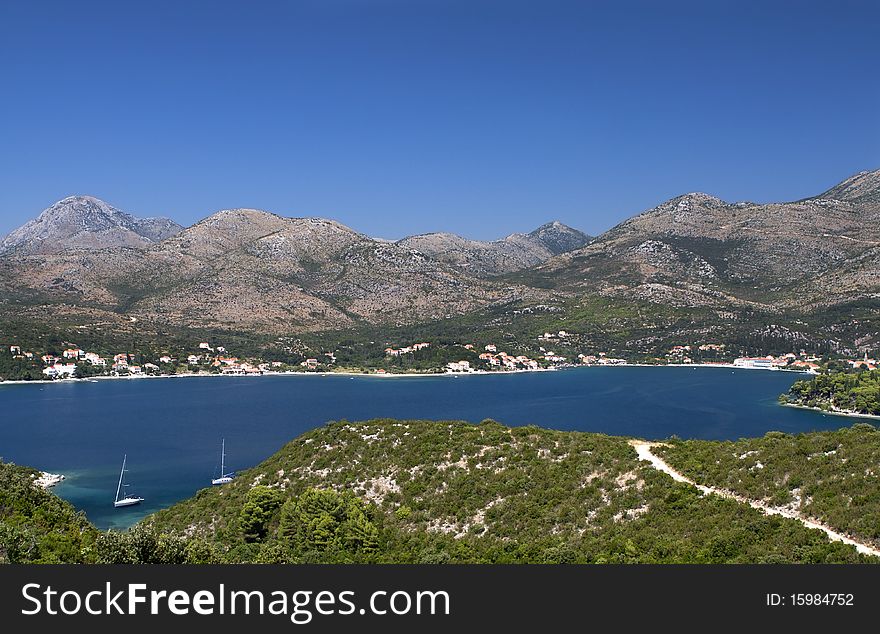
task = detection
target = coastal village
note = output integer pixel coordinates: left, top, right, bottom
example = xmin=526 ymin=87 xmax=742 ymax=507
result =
xmin=2 ymin=331 xmax=877 ymax=383
xmin=660 ymin=343 xmax=876 ymax=372
xmin=5 ymin=341 xmax=279 ymax=380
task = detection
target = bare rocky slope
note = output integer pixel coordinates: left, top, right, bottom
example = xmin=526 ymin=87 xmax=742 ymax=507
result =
xmin=0 ymin=204 xmax=549 ymax=333
xmin=520 ymin=169 xmax=880 ymax=314
xmin=1 ymin=170 xmax=878 ymax=347
xmin=397 ymin=221 xmax=591 ymax=276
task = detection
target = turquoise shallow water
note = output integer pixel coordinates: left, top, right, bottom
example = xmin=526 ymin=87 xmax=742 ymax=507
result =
xmin=0 ymin=367 xmax=866 ymax=529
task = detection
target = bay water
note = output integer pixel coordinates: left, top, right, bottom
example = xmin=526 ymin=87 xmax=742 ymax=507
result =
xmin=0 ymin=367 xmax=864 ymax=529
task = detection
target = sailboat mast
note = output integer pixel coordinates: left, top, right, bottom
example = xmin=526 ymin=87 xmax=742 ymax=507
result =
xmin=221 ymin=438 xmax=225 ymax=475
xmin=115 ymin=454 xmax=126 ymax=503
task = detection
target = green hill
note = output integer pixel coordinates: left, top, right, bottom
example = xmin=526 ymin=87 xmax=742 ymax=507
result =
xmin=146 ymin=419 xmax=872 ymax=563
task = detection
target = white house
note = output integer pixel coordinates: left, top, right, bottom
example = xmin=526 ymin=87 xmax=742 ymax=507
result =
xmin=84 ymin=352 xmax=106 ymax=366
xmin=43 ymin=363 xmax=76 ymax=378
xmin=733 ymin=357 xmax=775 ymax=369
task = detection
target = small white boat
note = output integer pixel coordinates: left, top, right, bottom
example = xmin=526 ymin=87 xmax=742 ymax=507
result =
xmin=114 ymin=454 xmax=144 ymax=508
xmin=211 ymin=438 xmax=235 ymax=485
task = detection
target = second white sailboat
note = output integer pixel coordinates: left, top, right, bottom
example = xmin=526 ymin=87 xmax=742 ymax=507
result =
xmin=114 ymin=454 xmax=144 ymax=508
xmin=211 ymin=438 xmax=235 ymax=485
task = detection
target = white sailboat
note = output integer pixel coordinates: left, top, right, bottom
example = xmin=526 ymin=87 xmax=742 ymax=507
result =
xmin=211 ymin=438 xmax=235 ymax=485
xmin=113 ymin=454 xmax=144 ymax=508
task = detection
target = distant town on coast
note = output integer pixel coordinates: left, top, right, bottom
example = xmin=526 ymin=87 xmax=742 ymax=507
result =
xmin=3 ymin=335 xmax=877 ymax=383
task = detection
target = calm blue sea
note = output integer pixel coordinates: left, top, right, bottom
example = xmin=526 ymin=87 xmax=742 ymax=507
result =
xmin=0 ymin=367 xmax=868 ymax=529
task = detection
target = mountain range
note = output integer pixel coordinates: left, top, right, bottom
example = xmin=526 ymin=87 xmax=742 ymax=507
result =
xmin=524 ymin=170 xmax=880 ymax=311
xmin=1 ymin=169 xmax=878 ymax=351
xmin=0 ymin=197 xmax=576 ymax=333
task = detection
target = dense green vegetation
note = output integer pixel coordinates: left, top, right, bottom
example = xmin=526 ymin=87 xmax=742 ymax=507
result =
xmin=0 ymin=461 xmax=96 ymax=562
xmin=657 ymin=424 xmax=880 ymax=547
xmin=782 ymin=369 xmax=880 ymax=415
xmin=148 ymin=419 xmax=872 ymax=563
xmin=0 ymin=349 xmax=43 ymax=381
xmin=307 ymin=295 xmax=852 ymax=366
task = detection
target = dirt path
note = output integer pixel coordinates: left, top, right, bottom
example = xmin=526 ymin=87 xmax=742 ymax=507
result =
xmin=629 ymin=440 xmax=880 ymax=558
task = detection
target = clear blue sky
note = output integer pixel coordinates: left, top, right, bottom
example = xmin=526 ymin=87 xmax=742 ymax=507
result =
xmin=1 ymin=0 xmax=878 ymax=239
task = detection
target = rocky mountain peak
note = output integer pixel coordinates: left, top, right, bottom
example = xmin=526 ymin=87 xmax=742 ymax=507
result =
xmin=0 ymin=195 xmax=182 ymax=255
xmin=196 ymin=208 xmax=288 ymax=229
xmin=669 ymin=192 xmax=727 ymax=209
xmin=527 ymin=221 xmax=591 ymax=255
xmin=33 ymin=195 xmax=130 ymax=229
xmin=625 ymin=192 xmax=729 ymax=230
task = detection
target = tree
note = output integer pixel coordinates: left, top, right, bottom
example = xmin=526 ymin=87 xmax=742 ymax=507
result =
xmin=342 ymin=504 xmax=379 ymax=553
xmin=239 ymin=486 xmax=284 ymax=542
xmin=92 ymin=525 xmax=187 ymax=563
xmin=277 ymin=488 xmax=380 ymax=558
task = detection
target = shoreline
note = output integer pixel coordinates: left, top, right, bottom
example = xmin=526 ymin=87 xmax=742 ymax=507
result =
xmin=0 ymin=362 xmax=813 ymax=387
xmin=0 ymin=367 xmax=554 ymax=386
xmin=607 ymin=362 xmax=814 ymax=374
xmin=782 ymin=402 xmax=880 ymax=421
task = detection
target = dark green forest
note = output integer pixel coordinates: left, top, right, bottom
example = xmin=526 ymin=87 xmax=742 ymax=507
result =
xmin=782 ymin=369 xmax=880 ymax=415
